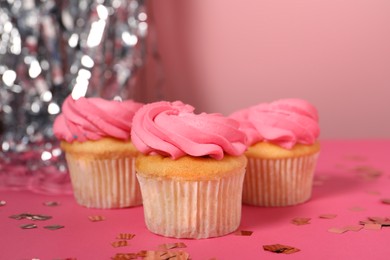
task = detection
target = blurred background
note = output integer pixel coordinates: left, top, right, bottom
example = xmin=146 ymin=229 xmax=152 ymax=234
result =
xmin=0 ymin=0 xmax=388 ymax=194
xmin=148 ymin=0 xmax=390 ymax=139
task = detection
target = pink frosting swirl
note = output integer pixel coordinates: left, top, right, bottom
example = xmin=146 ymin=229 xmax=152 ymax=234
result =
xmin=53 ymin=96 xmax=143 ymax=142
xmin=131 ymin=101 xmax=247 ymax=160
xmin=230 ymin=98 xmax=320 ymax=149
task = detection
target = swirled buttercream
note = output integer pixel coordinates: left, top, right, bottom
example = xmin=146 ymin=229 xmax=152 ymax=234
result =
xmin=53 ymin=96 xmax=143 ymax=142
xmin=131 ymin=101 xmax=247 ymax=160
xmin=230 ymin=98 xmax=320 ymax=149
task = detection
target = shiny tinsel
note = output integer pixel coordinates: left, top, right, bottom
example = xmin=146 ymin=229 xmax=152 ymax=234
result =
xmin=0 ymin=0 xmax=147 ymax=194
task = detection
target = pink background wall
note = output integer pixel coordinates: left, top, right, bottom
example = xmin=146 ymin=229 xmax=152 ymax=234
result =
xmin=147 ymin=0 xmax=390 ymax=139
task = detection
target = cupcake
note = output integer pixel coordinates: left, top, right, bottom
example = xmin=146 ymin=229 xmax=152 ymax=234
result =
xmin=230 ymin=98 xmax=320 ymax=207
xmin=53 ymin=95 xmax=144 ymax=208
xmin=131 ymin=101 xmax=248 ymax=239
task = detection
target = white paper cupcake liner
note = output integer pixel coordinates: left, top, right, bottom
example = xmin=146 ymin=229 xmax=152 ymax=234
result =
xmin=242 ymin=153 xmax=319 ymax=207
xmin=65 ymin=154 xmax=142 ymax=208
xmin=137 ymin=169 xmax=245 ymax=239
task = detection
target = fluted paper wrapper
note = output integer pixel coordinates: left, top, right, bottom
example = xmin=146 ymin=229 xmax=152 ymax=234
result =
xmin=65 ymin=154 xmax=142 ymax=208
xmin=242 ymin=153 xmax=319 ymax=207
xmin=137 ymin=169 xmax=245 ymax=239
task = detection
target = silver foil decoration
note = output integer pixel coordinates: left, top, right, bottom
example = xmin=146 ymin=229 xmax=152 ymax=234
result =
xmin=0 ymin=0 xmax=148 ymax=194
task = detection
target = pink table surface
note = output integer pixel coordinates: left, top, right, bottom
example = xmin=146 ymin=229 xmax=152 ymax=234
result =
xmin=1 ymin=140 xmax=390 ymax=260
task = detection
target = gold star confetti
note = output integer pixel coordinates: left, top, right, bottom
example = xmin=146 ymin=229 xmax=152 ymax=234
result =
xmin=319 ymin=214 xmax=337 ymax=219
xmin=111 ymin=240 xmax=128 ymax=248
xmin=364 ymin=223 xmax=382 ymax=230
xmin=158 ymin=242 xmax=187 ymax=250
xmin=345 ymin=225 xmax=363 ymax=232
xmin=363 ymin=216 xmax=390 ymax=226
xmin=291 ymin=217 xmax=311 ymax=225
xmin=328 ymin=227 xmax=348 ymax=234
xmin=111 ymin=252 xmax=138 ymax=260
xmin=141 ymin=250 xmax=190 ymax=260
xmin=234 ymin=230 xmax=253 ymax=236
xmin=329 ymin=224 xmax=366 ymax=234
xmin=88 ymin=215 xmax=106 ymax=222
xmin=263 ymin=244 xmax=300 ymax=254
xmin=116 ymin=233 xmax=136 ymax=240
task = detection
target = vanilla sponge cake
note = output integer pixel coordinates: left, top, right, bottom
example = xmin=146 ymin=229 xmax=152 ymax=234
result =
xmin=53 ymin=96 xmax=144 ymax=208
xmin=131 ymin=100 xmax=248 ymax=239
xmin=230 ymin=98 xmax=321 ymax=207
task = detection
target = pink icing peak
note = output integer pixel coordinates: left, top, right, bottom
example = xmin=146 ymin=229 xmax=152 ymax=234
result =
xmin=131 ymin=101 xmax=247 ymax=160
xmin=230 ymin=98 xmax=320 ymax=149
xmin=53 ymin=96 xmax=143 ymax=142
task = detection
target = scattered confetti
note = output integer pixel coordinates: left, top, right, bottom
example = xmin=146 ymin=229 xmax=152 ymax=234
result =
xmin=116 ymin=233 xmax=136 ymax=240
xmin=89 ymin=215 xmax=106 ymax=222
xmin=319 ymin=214 xmax=337 ymax=219
xmin=291 ymin=217 xmax=311 ymax=225
xmin=9 ymin=213 xmax=52 ymax=221
xmin=142 ymin=250 xmax=190 ymax=260
xmin=234 ymin=230 xmax=253 ymax=236
xmin=263 ymin=244 xmax=300 ymax=254
xmin=44 ymin=225 xmax=65 ymax=230
xmin=29 ymin=214 xmax=53 ymax=221
xmin=364 ymin=216 xmax=390 ymax=226
xmin=345 ymin=225 xmax=363 ymax=232
xmin=111 ymin=240 xmax=128 ymax=248
xmin=112 ymin=253 xmax=138 ymax=260
xmin=158 ymin=242 xmax=187 ymax=250
xmin=354 ymin=166 xmax=382 ymax=180
xmin=364 ymin=223 xmax=382 ymax=230
xmin=0 ymin=200 xmax=6 ymax=206
xmin=20 ymin=223 xmax=38 ymax=229
xmin=381 ymin=198 xmax=390 ymax=205
xmin=328 ymin=227 xmax=348 ymax=234
xmin=349 ymin=206 xmax=365 ymax=212
xmin=43 ymin=201 xmax=60 ymax=207
xmin=328 ymin=224 xmax=365 ymax=233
